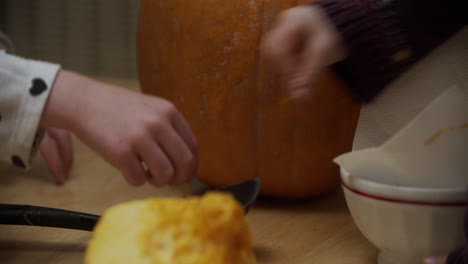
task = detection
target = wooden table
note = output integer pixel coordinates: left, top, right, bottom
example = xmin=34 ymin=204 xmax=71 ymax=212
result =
xmin=0 ymin=78 xmax=377 ymax=264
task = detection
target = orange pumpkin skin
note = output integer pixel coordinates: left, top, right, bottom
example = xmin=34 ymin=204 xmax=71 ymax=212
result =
xmin=137 ymin=0 xmax=361 ymax=199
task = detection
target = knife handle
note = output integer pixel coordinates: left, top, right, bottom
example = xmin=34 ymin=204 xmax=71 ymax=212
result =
xmin=0 ymin=204 xmax=99 ymax=231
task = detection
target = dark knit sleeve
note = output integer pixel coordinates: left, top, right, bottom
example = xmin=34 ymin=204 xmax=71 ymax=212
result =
xmin=314 ymin=0 xmax=468 ymax=102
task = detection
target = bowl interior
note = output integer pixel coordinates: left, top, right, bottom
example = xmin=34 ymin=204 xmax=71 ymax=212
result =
xmin=338 ymin=151 xmax=468 ymax=188
xmin=340 ymin=168 xmax=467 ymax=203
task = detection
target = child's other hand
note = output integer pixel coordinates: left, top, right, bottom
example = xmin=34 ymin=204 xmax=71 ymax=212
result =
xmin=41 ymin=70 xmax=198 ymax=187
xmin=261 ymin=5 xmax=346 ymax=99
xmin=40 ymin=128 xmax=73 ymax=185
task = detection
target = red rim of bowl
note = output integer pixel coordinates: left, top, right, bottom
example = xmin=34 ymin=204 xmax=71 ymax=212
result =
xmin=341 ymin=180 xmax=467 ymax=207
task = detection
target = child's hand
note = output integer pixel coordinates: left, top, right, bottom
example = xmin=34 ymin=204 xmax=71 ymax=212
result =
xmin=261 ymin=5 xmax=346 ymax=99
xmin=41 ymin=70 xmax=198 ymax=187
xmin=40 ymin=128 xmax=73 ymax=185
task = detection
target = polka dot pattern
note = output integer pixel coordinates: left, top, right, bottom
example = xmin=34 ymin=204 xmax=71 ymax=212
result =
xmin=29 ymin=78 xmax=48 ymax=96
xmin=11 ymin=155 xmax=26 ymax=168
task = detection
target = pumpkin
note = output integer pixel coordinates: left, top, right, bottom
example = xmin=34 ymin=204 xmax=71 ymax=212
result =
xmin=137 ymin=0 xmax=361 ymax=199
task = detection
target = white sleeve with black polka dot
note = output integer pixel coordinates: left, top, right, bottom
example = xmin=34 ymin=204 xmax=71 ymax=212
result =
xmin=0 ymin=50 xmax=60 ymax=169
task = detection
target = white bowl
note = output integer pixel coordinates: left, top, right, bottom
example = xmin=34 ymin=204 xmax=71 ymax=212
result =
xmin=341 ymin=169 xmax=466 ymax=264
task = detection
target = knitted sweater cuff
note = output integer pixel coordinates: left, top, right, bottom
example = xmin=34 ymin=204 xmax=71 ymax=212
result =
xmin=314 ymin=0 xmax=415 ymax=102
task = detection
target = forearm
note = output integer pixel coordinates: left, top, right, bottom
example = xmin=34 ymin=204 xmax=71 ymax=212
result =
xmin=40 ymin=70 xmax=95 ymax=133
xmin=39 ymin=70 xmax=132 ymax=140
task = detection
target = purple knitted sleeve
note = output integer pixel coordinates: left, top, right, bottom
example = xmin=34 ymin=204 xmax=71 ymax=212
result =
xmin=313 ymin=0 xmax=467 ymax=102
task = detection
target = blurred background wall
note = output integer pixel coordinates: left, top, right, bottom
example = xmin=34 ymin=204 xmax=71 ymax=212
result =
xmin=0 ymin=0 xmax=141 ymax=80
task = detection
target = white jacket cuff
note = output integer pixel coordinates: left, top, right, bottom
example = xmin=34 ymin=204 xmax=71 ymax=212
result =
xmin=0 ymin=50 xmax=61 ymax=168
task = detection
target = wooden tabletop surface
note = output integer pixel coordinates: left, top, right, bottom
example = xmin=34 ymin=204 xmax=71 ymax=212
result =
xmin=0 ymin=78 xmax=377 ymax=264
